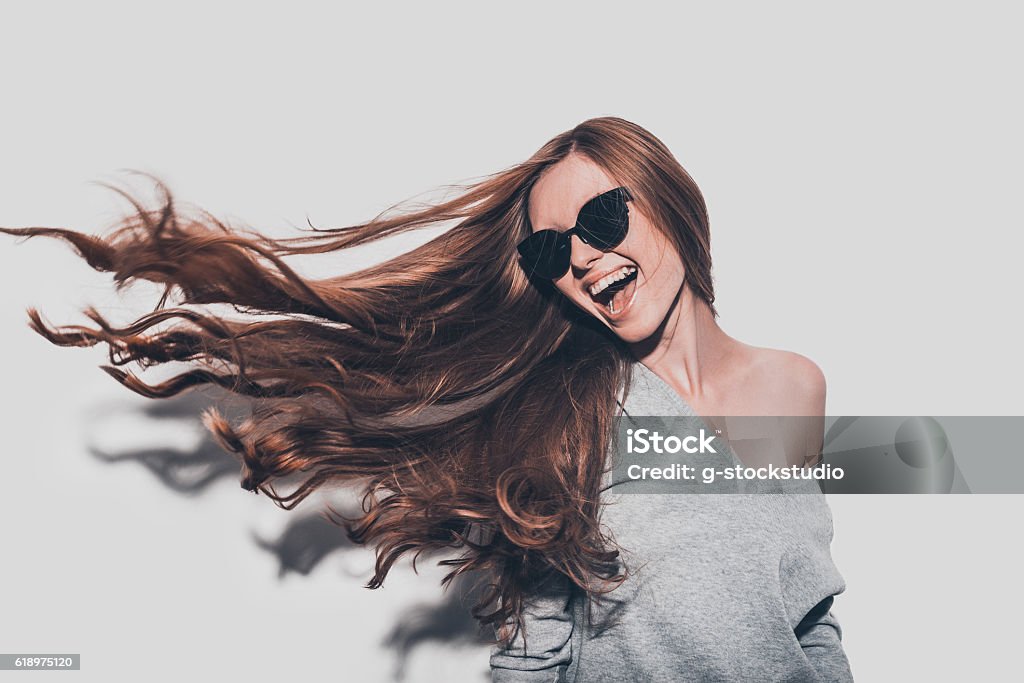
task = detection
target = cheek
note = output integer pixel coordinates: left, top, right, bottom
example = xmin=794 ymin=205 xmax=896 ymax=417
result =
xmin=636 ymin=240 xmax=687 ymax=318
xmin=553 ymin=275 xmax=575 ymax=299
xmin=648 ymin=255 xmax=686 ymax=302
xmin=623 ymin=216 xmax=663 ymax=263
xmin=627 ymin=222 xmax=684 ymax=284
xmin=552 ymin=277 xmax=589 ymax=310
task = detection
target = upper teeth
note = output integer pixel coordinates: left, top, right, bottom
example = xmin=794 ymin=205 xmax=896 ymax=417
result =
xmin=588 ymin=266 xmax=637 ymax=296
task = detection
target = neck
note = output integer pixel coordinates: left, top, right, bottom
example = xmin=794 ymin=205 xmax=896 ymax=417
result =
xmin=628 ymin=283 xmax=736 ymax=401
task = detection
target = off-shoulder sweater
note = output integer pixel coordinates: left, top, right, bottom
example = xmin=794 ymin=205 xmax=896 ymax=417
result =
xmin=490 ymin=360 xmax=854 ymax=682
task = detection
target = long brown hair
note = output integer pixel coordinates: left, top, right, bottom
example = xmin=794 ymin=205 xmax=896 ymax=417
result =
xmin=0 ymin=116 xmax=715 ymax=642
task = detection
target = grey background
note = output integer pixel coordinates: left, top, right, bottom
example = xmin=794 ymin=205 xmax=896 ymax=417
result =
xmin=1 ymin=2 xmax=1021 ymax=681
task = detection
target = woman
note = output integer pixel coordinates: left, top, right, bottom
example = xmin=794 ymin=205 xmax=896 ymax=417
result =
xmin=1 ymin=117 xmax=852 ymax=681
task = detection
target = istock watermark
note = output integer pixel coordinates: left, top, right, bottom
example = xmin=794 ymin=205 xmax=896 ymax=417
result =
xmin=626 ymin=428 xmax=718 ymax=454
xmin=625 ymin=461 xmax=845 ymax=484
xmin=610 ymin=415 xmax=1024 ymax=494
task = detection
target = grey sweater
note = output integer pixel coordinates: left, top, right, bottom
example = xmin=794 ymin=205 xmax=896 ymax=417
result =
xmin=490 ymin=361 xmax=854 ymax=682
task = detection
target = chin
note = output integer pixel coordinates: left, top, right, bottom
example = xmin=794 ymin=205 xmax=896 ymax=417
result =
xmin=604 ymin=315 xmax=659 ymax=343
xmin=605 ymin=300 xmax=676 ymax=344
xmin=614 ymin=327 xmax=655 ymax=344
xmin=611 ymin=330 xmax=645 ymax=344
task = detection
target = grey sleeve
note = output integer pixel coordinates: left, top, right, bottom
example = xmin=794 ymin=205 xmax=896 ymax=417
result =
xmin=489 ymin=572 xmax=576 ymax=682
xmin=774 ymin=491 xmax=856 ymax=683
xmin=780 ymin=490 xmax=855 ymax=681
xmin=795 ymin=595 xmax=855 ymax=682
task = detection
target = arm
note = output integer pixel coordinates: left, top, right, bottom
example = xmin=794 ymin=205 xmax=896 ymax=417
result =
xmin=489 ymin=571 xmax=576 ymax=683
xmin=777 ymin=352 xmax=828 ymax=469
xmin=796 ymin=595 xmax=855 ymax=682
xmin=777 ymin=351 xmax=854 ymax=681
xmin=781 ymin=493 xmax=856 ymax=682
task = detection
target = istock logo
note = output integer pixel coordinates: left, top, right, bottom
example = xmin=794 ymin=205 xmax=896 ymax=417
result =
xmin=626 ymin=428 xmax=717 ymax=454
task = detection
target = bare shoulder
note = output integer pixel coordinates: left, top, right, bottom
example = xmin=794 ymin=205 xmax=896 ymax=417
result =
xmin=731 ymin=343 xmax=826 ymax=416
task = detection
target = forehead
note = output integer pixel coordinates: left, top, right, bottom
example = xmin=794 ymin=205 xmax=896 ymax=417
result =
xmin=528 ymin=154 xmax=618 ymax=231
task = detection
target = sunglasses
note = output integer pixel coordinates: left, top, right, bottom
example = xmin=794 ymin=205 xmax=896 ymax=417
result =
xmin=517 ymin=186 xmax=634 ymax=280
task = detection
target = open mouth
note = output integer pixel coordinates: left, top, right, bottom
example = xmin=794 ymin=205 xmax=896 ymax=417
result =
xmin=589 ymin=266 xmax=639 ymax=317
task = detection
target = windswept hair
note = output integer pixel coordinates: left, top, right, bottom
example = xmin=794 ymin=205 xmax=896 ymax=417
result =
xmin=0 ymin=116 xmax=716 ymax=643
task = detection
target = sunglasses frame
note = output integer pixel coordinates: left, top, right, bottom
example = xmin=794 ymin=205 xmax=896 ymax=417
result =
xmin=517 ymin=186 xmax=635 ymax=280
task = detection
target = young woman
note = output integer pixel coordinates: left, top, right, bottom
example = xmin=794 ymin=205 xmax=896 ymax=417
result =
xmin=1 ymin=117 xmax=853 ymax=681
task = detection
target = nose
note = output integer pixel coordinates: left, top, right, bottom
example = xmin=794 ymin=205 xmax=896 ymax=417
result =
xmin=568 ymin=233 xmax=602 ymax=272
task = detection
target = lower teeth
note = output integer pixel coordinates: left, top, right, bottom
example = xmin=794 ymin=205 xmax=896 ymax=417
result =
xmin=609 ymin=287 xmax=627 ymax=314
xmin=599 ymin=271 xmax=637 ymax=316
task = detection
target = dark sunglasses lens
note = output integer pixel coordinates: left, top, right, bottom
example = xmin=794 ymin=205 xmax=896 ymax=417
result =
xmin=517 ymin=230 xmax=570 ymax=279
xmin=577 ymin=189 xmax=629 ymax=249
xmin=517 ymin=189 xmax=632 ymax=280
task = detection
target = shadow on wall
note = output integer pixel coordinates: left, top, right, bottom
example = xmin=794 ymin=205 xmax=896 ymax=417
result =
xmin=82 ymin=387 xmax=493 ymax=681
